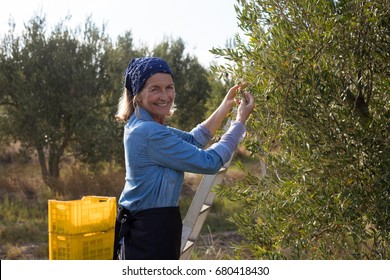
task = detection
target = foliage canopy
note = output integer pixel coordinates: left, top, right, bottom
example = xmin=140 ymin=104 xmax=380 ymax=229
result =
xmin=212 ymin=0 xmax=390 ymax=259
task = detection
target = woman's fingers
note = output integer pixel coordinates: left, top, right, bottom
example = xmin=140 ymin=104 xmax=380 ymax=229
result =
xmin=226 ymin=84 xmax=241 ymax=99
xmin=243 ymin=92 xmax=255 ymax=108
xmin=236 ymin=91 xmax=255 ymax=123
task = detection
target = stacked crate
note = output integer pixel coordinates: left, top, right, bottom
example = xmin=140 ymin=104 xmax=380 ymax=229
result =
xmin=48 ymin=196 xmax=116 ymax=260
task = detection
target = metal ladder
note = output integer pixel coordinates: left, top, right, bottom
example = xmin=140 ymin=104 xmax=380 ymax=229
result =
xmin=179 ymin=154 xmax=234 ymax=260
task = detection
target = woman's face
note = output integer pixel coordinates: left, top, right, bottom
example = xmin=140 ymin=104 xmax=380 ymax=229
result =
xmin=138 ymin=73 xmax=175 ymax=124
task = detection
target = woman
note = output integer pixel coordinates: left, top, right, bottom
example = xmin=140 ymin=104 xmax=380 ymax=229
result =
xmin=114 ymin=57 xmax=255 ymax=260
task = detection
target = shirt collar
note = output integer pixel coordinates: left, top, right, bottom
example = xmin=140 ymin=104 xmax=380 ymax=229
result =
xmin=137 ymin=107 xmax=155 ymax=121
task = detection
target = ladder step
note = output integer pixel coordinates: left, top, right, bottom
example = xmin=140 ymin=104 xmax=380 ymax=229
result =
xmin=219 ymin=167 xmax=227 ymax=173
xmin=200 ymin=204 xmax=211 ymax=213
xmin=182 ymin=240 xmax=195 ymax=253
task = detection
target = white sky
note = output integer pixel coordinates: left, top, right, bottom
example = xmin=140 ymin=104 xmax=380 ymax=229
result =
xmin=0 ymin=0 xmax=244 ymax=66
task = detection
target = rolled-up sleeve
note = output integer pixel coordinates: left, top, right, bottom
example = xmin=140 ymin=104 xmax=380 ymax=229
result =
xmin=168 ymin=123 xmax=213 ymax=148
xmin=147 ymin=121 xmax=245 ymax=175
xmin=208 ymin=121 xmax=246 ymax=163
xmin=148 ymin=126 xmax=223 ymax=174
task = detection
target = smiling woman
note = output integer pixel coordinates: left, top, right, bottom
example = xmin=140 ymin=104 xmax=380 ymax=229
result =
xmin=113 ymin=56 xmax=255 ymax=260
xmin=137 ymin=73 xmax=175 ymax=124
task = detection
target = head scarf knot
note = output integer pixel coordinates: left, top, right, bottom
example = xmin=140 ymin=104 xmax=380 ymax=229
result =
xmin=124 ymin=57 xmax=173 ymax=96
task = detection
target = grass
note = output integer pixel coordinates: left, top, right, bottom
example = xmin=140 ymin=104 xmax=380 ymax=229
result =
xmin=0 ymin=194 xmax=49 ymax=259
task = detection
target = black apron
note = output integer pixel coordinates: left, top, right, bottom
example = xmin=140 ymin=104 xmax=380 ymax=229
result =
xmin=113 ymin=206 xmax=182 ymax=260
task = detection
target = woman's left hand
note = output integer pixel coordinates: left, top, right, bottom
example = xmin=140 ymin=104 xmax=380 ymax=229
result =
xmin=222 ymin=83 xmax=248 ymax=110
xmin=202 ymin=83 xmax=250 ymax=135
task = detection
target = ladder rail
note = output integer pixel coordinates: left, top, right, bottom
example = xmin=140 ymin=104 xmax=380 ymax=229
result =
xmin=180 ymin=154 xmax=234 ymax=259
xmin=179 ymin=86 xmax=249 ymax=259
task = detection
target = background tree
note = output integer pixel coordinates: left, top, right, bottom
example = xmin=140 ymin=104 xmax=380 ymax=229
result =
xmin=72 ymin=31 xmax=147 ymax=169
xmin=204 ymin=72 xmax=231 ymax=120
xmin=0 ymin=15 xmax=115 ymax=189
xmin=212 ymin=0 xmax=389 ymax=259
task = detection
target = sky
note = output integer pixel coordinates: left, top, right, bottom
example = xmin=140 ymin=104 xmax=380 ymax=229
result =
xmin=0 ymin=0 xmax=245 ymax=66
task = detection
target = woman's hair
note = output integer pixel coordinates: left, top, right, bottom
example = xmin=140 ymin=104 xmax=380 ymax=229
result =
xmin=115 ymin=88 xmax=140 ymax=123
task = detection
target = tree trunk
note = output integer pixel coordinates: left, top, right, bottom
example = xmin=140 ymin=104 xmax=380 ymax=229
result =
xmin=36 ymin=146 xmax=63 ymax=192
xmin=37 ymin=146 xmax=48 ymax=179
xmin=48 ymin=151 xmax=61 ymax=179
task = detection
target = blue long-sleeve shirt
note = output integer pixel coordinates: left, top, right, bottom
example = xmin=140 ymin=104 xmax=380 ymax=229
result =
xmin=118 ymin=107 xmax=246 ymax=213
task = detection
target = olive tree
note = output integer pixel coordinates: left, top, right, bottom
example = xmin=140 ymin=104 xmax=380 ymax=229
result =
xmin=212 ymin=0 xmax=389 ymax=259
xmin=0 ymin=15 xmax=115 ymax=189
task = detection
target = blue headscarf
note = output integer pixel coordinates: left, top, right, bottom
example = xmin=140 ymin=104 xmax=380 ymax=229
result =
xmin=124 ymin=57 xmax=173 ymax=96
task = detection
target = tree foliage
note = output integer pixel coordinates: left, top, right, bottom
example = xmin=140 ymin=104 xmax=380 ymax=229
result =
xmin=0 ymin=15 xmax=117 ymax=188
xmin=73 ymin=31 xmax=147 ymax=169
xmin=212 ymin=0 xmax=390 ymax=259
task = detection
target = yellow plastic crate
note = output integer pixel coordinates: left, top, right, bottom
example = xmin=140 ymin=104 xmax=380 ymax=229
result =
xmin=48 ymin=196 xmax=116 ymax=234
xmin=49 ymin=229 xmax=114 ymax=260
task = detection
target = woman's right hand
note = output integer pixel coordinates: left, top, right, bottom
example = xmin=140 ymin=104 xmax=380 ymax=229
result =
xmin=235 ymin=91 xmax=255 ymax=124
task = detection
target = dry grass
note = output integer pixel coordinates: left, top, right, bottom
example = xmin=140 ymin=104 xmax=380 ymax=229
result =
xmin=190 ymin=230 xmax=253 ymax=260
